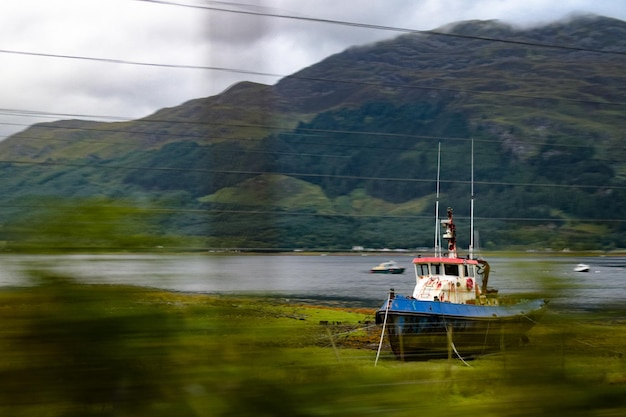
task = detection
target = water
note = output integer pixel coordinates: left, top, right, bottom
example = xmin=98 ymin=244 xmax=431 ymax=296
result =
xmin=0 ymin=253 xmax=624 ymax=310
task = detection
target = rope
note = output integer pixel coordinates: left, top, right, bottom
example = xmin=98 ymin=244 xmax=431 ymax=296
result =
xmin=522 ymin=313 xmax=539 ymax=324
xmin=482 ymin=320 xmax=491 ymax=355
xmin=449 ymin=339 xmax=472 ymax=367
xmin=374 ymin=293 xmax=391 ymax=366
xmin=438 ymin=303 xmax=472 ymax=367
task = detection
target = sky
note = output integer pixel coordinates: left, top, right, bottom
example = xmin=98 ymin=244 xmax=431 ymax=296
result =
xmin=0 ymin=0 xmax=625 ymax=139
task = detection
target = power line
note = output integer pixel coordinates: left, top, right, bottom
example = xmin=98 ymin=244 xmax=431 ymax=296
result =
xmin=0 ymin=108 xmax=131 ymax=122
xmin=3 ymin=45 xmax=622 ymax=107
xmin=205 ymin=208 xmax=626 ymax=223
xmin=3 ymin=133 xmax=352 ymax=159
xmin=0 ymin=6 xmax=619 ymax=180
xmin=139 ymin=0 xmax=626 ymax=56
xmin=7 ymin=132 xmax=620 ymax=169
xmin=0 ymin=48 xmax=219 ymax=71
xmin=1 ymin=156 xmax=623 ymax=192
xmin=0 ymin=202 xmax=624 ymax=224
xmin=2 ymin=119 xmax=621 ymax=173
xmin=0 ymin=31 xmax=624 ymax=118
xmin=0 ymin=3 xmax=623 ymax=111
xmin=0 ymin=4 xmax=621 ymax=244
xmin=0 ymin=109 xmax=610 ymax=153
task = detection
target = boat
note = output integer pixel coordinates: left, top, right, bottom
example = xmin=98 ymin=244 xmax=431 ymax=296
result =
xmin=374 ymin=144 xmax=546 ymax=361
xmin=370 ymin=261 xmax=405 ymax=274
xmin=574 ymin=263 xmax=590 ymax=272
xmin=375 ymin=208 xmax=546 ymax=361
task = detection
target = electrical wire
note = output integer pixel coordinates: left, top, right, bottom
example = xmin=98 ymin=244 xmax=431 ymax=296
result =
xmin=0 ymin=112 xmax=612 ymax=154
xmin=140 ymin=0 xmax=626 ymax=56
xmin=2 ymin=45 xmax=623 ymax=107
xmin=0 ymin=1 xmax=622 ymax=230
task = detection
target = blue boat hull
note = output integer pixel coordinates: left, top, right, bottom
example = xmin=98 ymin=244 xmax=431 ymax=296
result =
xmin=375 ymin=295 xmax=547 ymax=360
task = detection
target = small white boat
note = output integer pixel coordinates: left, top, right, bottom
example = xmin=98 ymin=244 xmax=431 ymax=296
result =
xmin=574 ymin=263 xmax=590 ymax=272
xmin=370 ymin=261 xmax=405 ymax=274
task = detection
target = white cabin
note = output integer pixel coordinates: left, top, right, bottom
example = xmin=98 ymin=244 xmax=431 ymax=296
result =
xmin=411 ymin=257 xmax=495 ymax=305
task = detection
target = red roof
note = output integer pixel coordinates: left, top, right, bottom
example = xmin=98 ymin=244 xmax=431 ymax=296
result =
xmin=412 ymin=256 xmax=479 ymax=265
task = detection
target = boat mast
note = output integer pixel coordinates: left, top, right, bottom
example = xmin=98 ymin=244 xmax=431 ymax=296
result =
xmin=469 ymin=139 xmax=475 ymax=259
xmin=434 ymin=142 xmax=441 ymax=257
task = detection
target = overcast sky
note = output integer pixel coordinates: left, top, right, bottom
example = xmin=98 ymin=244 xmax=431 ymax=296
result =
xmin=1 ymin=0 xmax=625 ymax=138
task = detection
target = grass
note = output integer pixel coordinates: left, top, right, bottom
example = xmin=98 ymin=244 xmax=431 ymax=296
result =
xmin=0 ymin=273 xmax=624 ymax=416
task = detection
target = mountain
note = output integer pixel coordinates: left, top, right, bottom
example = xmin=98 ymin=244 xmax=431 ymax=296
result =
xmin=1 ymin=14 xmax=625 ymax=252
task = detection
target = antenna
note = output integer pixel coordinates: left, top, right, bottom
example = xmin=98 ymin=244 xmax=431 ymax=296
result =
xmin=434 ymin=142 xmax=441 ymax=257
xmin=470 ymin=139 xmax=475 ymax=259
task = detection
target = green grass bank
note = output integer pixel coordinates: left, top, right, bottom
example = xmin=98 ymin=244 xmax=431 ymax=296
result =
xmin=0 ymin=274 xmax=624 ymax=416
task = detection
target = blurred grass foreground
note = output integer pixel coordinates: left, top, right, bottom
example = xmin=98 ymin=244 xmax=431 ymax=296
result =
xmin=0 ymin=271 xmax=625 ymax=416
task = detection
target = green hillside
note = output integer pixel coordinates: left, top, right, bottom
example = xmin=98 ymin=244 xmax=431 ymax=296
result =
xmin=0 ymin=15 xmax=625 ymax=252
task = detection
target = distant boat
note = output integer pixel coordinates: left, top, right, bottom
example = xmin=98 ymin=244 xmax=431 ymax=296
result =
xmin=375 ymin=144 xmax=546 ymax=362
xmin=370 ymin=261 xmax=405 ymax=274
xmin=574 ymin=263 xmax=590 ymax=272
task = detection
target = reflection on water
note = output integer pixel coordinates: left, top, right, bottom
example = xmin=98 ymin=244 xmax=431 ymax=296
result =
xmin=0 ymin=254 xmax=624 ymax=309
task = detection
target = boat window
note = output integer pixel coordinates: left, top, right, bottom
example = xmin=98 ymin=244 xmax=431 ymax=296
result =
xmin=417 ymin=264 xmax=429 ymax=276
xmin=431 ymin=263 xmax=441 ymax=275
xmin=463 ymin=264 xmax=470 ymax=277
xmin=444 ymin=264 xmax=459 ymax=276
